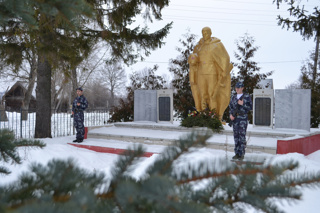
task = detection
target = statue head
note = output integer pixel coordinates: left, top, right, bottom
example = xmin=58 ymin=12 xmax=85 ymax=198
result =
xmin=202 ymin=27 xmax=212 ymax=40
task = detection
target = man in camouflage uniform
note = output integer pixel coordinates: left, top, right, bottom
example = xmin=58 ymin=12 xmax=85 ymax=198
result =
xmin=72 ymin=87 xmax=88 ymax=143
xmin=229 ymin=82 xmax=252 ymax=160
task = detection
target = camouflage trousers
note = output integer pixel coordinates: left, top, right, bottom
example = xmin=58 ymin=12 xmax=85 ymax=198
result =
xmin=232 ymin=118 xmax=248 ymax=156
xmin=74 ymin=112 xmax=85 ymax=140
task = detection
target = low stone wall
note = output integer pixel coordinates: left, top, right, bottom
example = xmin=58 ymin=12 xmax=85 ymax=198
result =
xmin=277 ymin=134 xmax=320 ymax=155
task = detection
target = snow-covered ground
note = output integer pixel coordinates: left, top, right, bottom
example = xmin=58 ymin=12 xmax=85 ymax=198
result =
xmin=1 ymin=122 xmax=320 ymax=213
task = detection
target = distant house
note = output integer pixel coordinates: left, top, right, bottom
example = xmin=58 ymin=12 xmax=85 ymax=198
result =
xmin=2 ymin=81 xmax=36 ymax=111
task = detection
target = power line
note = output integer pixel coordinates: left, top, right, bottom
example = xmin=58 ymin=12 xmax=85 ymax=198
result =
xmin=169 ymin=1 xmax=318 ymax=15
xmin=170 ymin=4 xmax=288 ymax=13
xmin=166 ymin=8 xmax=283 ymax=17
xmin=260 ymin=60 xmax=303 ymax=64
xmin=136 ymin=60 xmax=304 ymax=64
xmin=159 ymin=3 xmax=286 ymax=27
xmin=194 ymin=0 xmax=318 ymax=7
xmin=165 ymin=15 xmax=277 ymax=23
xmin=163 ymin=16 xmax=278 ymax=27
xmin=206 ymin=0 xmax=276 ymax=5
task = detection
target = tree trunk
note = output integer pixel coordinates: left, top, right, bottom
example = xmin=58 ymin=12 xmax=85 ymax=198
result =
xmin=35 ymin=55 xmax=52 ymax=138
xmin=312 ymin=35 xmax=320 ymax=91
xmin=54 ymin=85 xmax=65 ymax=112
xmin=21 ymin=55 xmax=37 ymax=120
xmin=0 ymin=104 xmax=8 ymax=121
xmin=110 ymin=88 xmax=115 ymax=108
xmin=51 ymin=77 xmax=56 ymax=113
xmin=71 ymin=68 xmax=77 ymax=99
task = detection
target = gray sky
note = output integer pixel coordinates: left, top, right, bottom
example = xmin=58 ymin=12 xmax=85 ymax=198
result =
xmin=129 ymin=0 xmax=318 ymax=89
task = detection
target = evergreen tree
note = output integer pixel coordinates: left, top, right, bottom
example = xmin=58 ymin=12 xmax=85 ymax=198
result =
xmin=0 ymin=0 xmax=172 ymax=138
xmin=300 ymin=50 xmax=320 ymax=127
xmin=169 ymin=31 xmax=198 ymax=119
xmin=274 ymin=0 xmax=320 ymax=90
xmin=1 ymin=131 xmax=320 ymax=212
xmin=274 ymin=0 xmax=320 ymax=127
xmin=0 ymin=129 xmax=45 ymax=175
xmin=230 ymin=33 xmax=273 ymax=123
xmin=232 ymin=33 xmax=273 ymax=94
xmin=108 ymin=65 xmax=167 ymax=122
xmin=0 ymin=0 xmax=97 ymax=138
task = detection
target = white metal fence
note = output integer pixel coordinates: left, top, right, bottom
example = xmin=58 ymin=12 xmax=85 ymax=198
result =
xmin=0 ymin=109 xmax=110 ymax=139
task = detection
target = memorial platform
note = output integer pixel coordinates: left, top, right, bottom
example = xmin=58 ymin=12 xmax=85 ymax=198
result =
xmin=87 ymin=121 xmax=320 ymax=155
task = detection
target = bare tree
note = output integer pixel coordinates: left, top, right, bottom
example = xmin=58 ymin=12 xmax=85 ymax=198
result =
xmin=21 ymin=53 xmax=37 ymax=119
xmin=0 ymin=50 xmax=37 ymax=120
xmin=161 ymin=73 xmax=173 ymax=89
xmin=285 ymin=81 xmax=301 ymax=89
xmin=99 ymin=62 xmax=127 ymax=108
xmin=51 ymin=43 xmax=110 ymax=112
xmin=85 ymin=78 xmax=109 ymax=109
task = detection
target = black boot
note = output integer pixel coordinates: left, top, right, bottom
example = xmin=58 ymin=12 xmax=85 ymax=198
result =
xmin=232 ymin=154 xmax=239 ymax=160
xmin=73 ymin=139 xmax=78 ymax=142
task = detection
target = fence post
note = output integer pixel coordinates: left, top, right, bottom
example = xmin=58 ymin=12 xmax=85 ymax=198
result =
xmin=20 ymin=108 xmax=23 ymax=138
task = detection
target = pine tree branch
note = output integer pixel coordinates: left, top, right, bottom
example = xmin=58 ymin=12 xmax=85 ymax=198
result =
xmin=0 ymin=166 xmax=11 ymax=175
xmin=14 ymin=139 xmax=46 ymax=148
xmin=147 ymin=131 xmax=211 ymax=176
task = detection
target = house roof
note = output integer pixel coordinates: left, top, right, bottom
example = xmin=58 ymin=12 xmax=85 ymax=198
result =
xmin=5 ymin=81 xmax=28 ymax=95
xmin=2 ymin=81 xmax=36 ymax=101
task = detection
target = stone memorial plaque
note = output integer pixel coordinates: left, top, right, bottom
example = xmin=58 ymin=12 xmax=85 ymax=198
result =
xmin=157 ymin=90 xmax=173 ymax=123
xmin=134 ymin=89 xmax=173 ymax=123
xmin=275 ymin=89 xmax=311 ymax=131
xmin=134 ymin=90 xmax=157 ymax=122
xmin=254 ymin=97 xmax=271 ymax=126
xmin=158 ymin=97 xmax=171 ymax=121
xmin=253 ymin=89 xmax=274 ymax=128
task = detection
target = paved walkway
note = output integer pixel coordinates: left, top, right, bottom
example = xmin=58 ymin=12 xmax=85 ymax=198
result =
xmin=87 ymin=121 xmax=320 ymax=155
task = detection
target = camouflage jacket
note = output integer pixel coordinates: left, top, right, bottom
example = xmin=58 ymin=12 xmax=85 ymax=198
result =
xmin=72 ymin=95 xmax=88 ymax=114
xmin=229 ymin=93 xmax=252 ymax=119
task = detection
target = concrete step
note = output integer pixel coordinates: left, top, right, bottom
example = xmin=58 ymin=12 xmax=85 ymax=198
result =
xmin=86 ymin=122 xmax=289 ymax=155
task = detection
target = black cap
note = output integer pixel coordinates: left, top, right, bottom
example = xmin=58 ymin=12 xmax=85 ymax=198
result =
xmin=235 ymin=82 xmax=244 ymax=88
xmin=76 ymin=87 xmax=83 ymax=91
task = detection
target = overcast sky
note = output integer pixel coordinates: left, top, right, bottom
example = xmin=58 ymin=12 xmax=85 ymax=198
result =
xmin=129 ymin=0 xmax=318 ymax=89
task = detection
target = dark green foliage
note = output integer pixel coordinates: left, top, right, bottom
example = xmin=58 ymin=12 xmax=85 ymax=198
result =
xmin=0 ymin=0 xmax=94 ymax=28
xmin=3 ymin=158 xmax=106 ymax=212
xmin=228 ymin=33 xmax=273 ymax=123
xmin=1 ymin=131 xmax=320 ymax=212
xmin=0 ymin=0 xmax=172 ymax=138
xmin=273 ymin=0 xmax=320 ymax=40
xmin=108 ymin=65 xmax=167 ymax=122
xmin=300 ymin=51 xmax=320 ymax=127
xmin=0 ymin=129 xmax=45 ymax=175
xmin=108 ymin=98 xmax=134 ymax=122
xmin=169 ymin=31 xmax=198 ymax=119
xmin=232 ymin=33 xmax=273 ymax=94
xmin=274 ymin=0 xmax=320 ymax=128
xmin=181 ymin=109 xmax=223 ymax=133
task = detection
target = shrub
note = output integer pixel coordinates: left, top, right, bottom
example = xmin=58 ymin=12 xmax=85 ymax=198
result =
xmin=180 ymin=109 xmax=223 ymax=132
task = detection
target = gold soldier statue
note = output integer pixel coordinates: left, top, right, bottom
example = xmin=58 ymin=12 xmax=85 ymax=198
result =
xmin=188 ymin=27 xmax=233 ymax=119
